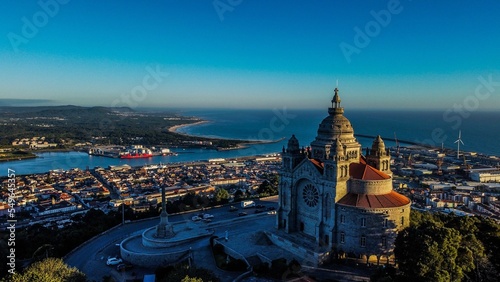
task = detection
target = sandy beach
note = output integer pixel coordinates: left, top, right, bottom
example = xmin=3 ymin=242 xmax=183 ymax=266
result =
xmin=168 ymin=120 xmax=210 ymax=134
xmin=168 ymin=119 xmax=284 ymax=145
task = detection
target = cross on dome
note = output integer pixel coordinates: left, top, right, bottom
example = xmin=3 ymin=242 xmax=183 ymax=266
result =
xmin=331 ymin=87 xmax=341 ymax=108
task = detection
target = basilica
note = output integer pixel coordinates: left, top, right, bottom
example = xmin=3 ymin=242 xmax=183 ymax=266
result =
xmin=276 ymin=88 xmax=410 ymax=265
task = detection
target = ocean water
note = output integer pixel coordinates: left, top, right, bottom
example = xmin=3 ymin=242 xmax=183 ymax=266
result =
xmin=1 ymin=108 xmax=498 ymax=176
xmin=176 ymin=108 xmax=500 ymax=157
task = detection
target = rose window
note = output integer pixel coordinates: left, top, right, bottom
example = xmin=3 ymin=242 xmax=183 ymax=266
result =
xmin=302 ymin=184 xmax=319 ymax=207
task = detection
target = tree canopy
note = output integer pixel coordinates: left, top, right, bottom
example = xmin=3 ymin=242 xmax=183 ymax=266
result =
xmin=214 ymin=187 xmax=230 ymax=203
xmin=394 ymin=211 xmax=499 ymax=282
xmin=181 ymin=275 xmax=203 ymax=282
xmin=5 ymin=258 xmax=86 ymax=282
xmin=257 ymin=173 xmax=279 ymax=197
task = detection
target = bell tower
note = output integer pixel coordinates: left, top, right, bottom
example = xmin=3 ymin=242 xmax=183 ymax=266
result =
xmin=323 ymin=138 xmax=350 ymax=201
xmin=282 ymin=135 xmax=305 ymax=171
xmin=366 ymin=135 xmax=392 ymax=176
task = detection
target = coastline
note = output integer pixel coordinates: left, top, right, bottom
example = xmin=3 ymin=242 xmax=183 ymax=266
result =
xmin=167 ymin=119 xmax=285 ymax=145
xmin=0 ymin=154 xmax=37 ymax=162
xmin=168 ymin=120 xmax=211 ymax=135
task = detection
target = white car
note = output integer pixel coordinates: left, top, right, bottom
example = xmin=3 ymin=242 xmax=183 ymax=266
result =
xmin=191 ymin=216 xmax=202 ymax=221
xmin=106 ymin=257 xmax=123 ymax=266
xmin=203 ymin=214 xmax=214 ymax=219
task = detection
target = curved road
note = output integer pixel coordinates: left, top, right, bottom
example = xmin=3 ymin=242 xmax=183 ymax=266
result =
xmin=65 ymin=198 xmax=278 ymax=281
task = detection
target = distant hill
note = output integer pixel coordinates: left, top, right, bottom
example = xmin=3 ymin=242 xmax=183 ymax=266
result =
xmin=0 ymin=105 xmax=134 ymax=114
xmin=0 ymin=105 xmax=240 ymax=147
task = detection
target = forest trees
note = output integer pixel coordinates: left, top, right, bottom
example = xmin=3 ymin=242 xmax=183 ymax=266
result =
xmin=4 ymin=258 xmax=86 ymax=282
xmin=394 ymin=211 xmax=500 ymax=282
xmin=257 ymin=173 xmax=279 ymax=197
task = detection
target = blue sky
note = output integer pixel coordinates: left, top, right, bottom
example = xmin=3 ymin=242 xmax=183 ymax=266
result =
xmin=0 ymin=0 xmax=499 ymax=110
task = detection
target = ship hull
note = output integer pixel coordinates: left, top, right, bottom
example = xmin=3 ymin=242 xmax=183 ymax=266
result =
xmin=120 ymin=154 xmax=153 ymax=159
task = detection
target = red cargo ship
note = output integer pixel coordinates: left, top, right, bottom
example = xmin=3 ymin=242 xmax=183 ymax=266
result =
xmin=119 ymin=148 xmax=153 ymax=159
xmin=120 ymin=153 xmax=153 ymax=159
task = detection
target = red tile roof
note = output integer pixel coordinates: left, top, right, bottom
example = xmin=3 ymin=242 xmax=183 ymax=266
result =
xmin=337 ymin=191 xmax=410 ymax=208
xmin=360 ymin=155 xmax=367 ymax=164
xmin=309 ymin=159 xmax=324 ymax=173
xmin=307 ymin=156 xmax=390 ymax=181
xmin=349 ymin=162 xmax=390 ymax=180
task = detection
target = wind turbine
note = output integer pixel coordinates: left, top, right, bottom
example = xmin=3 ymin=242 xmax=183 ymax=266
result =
xmin=454 ymin=130 xmax=464 ymax=159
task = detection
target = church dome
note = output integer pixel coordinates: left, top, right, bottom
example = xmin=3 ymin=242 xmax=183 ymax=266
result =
xmin=310 ymin=87 xmax=361 ymax=161
xmin=313 ymin=88 xmax=356 ymax=144
xmin=316 ymin=112 xmax=355 ymax=142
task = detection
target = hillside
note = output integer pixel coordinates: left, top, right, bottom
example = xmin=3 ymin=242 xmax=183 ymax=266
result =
xmin=0 ymin=106 xmax=240 ymax=148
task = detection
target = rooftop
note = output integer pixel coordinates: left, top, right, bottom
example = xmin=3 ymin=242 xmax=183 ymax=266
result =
xmin=349 ymin=162 xmax=391 ymax=181
xmin=308 ymin=157 xmax=391 ymax=181
xmin=337 ymin=191 xmax=410 ymax=209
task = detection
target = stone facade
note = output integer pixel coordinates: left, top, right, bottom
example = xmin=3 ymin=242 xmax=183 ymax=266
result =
xmin=120 ymin=235 xmax=192 ymax=268
xmin=336 ymin=205 xmax=410 ymax=261
xmin=277 ymin=88 xmax=410 ymax=264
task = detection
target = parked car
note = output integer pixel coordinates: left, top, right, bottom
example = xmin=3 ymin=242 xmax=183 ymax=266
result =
xmin=229 ymin=206 xmax=238 ymax=212
xmin=238 ymin=212 xmax=247 ymax=217
xmin=254 ymin=209 xmax=264 ymax=214
xmin=106 ymin=257 xmax=123 ymax=266
xmin=116 ymin=263 xmax=133 ymax=271
xmin=203 ymin=213 xmax=214 ymax=219
xmin=191 ymin=216 xmax=202 ymax=221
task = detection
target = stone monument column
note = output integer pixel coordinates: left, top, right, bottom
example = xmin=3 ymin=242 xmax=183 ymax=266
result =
xmin=156 ymin=185 xmax=175 ymax=238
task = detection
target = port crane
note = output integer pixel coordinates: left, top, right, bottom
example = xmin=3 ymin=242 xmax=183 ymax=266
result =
xmin=394 ymin=132 xmax=400 ymax=157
